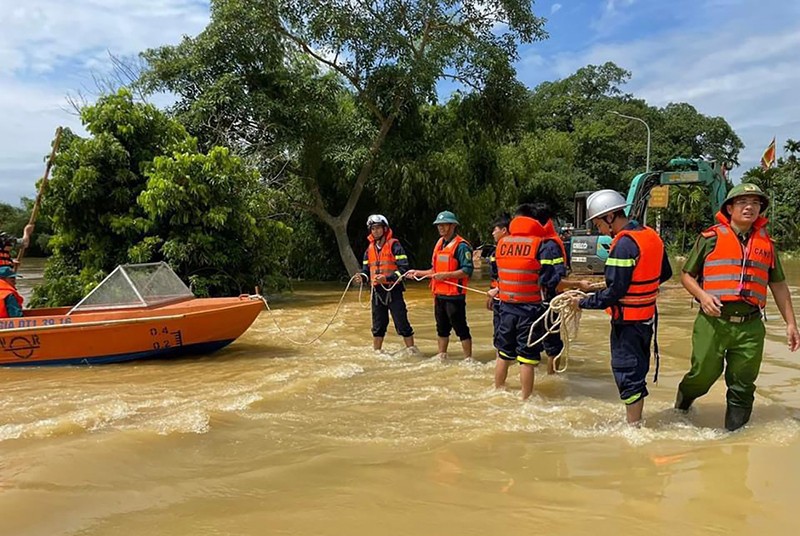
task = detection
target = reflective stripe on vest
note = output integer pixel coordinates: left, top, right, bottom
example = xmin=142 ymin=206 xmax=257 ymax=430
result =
xmin=0 ymin=249 xmax=13 ymax=267
xmin=701 ymin=220 xmax=773 ymax=308
xmin=367 ymin=238 xmax=399 ymax=287
xmin=495 ymin=234 xmax=543 ymax=304
xmin=431 ymin=235 xmax=470 ymax=296
xmin=609 ymin=226 xmax=664 ymax=321
xmin=542 ymin=220 xmax=567 ymax=267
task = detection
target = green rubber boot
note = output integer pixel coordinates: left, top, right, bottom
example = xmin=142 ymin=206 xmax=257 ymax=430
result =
xmin=674 ymin=390 xmax=694 ymax=412
xmin=724 ymin=405 xmax=752 ymax=432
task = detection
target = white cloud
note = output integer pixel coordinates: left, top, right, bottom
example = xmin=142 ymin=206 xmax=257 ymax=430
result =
xmin=0 ymin=0 xmax=210 ymax=203
xmin=528 ymin=0 xmax=800 ymax=179
xmin=591 ymin=0 xmax=637 ymax=35
xmin=550 ymin=3 xmax=562 ymax=15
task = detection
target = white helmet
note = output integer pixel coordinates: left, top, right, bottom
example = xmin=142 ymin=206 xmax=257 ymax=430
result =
xmin=366 ymin=214 xmax=389 ymax=229
xmin=585 ymin=189 xmax=629 ymax=222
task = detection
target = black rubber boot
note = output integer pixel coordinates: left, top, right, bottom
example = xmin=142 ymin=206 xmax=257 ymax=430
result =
xmin=724 ymin=405 xmax=752 ymax=432
xmin=674 ymin=391 xmax=694 ymax=412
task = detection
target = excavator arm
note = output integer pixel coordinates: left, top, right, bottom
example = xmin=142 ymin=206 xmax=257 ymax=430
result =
xmin=625 ymin=158 xmax=729 ymax=223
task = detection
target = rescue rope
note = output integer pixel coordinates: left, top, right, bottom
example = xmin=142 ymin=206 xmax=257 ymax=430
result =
xmin=526 ymin=290 xmax=590 ymax=373
xmin=404 ymin=274 xmax=489 ymax=295
xmin=258 ymin=274 xmax=367 ymax=345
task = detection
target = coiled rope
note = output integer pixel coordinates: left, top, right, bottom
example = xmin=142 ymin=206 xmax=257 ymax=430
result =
xmin=526 ymin=290 xmax=590 ymax=373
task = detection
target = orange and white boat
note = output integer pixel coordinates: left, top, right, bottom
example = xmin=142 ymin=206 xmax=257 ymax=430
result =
xmin=0 ymin=262 xmax=263 ymax=366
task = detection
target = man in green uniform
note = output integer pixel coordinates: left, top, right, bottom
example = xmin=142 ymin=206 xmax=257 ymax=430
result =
xmin=675 ymin=183 xmax=800 ymax=431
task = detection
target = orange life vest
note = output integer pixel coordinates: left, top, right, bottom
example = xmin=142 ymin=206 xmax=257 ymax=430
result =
xmin=608 ymin=226 xmax=664 ymax=322
xmin=431 ymin=235 xmax=470 ymax=296
xmin=0 ymin=249 xmax=13 ymax=268
xmin=488 ymin=247 xmax=498 ymax=290
xmin=366 ymin=229 xmax=399 ymax=287
xmin=495 ymin=216 xmax=544 ymax=304
xmin=542 ymin=219 xmax=568 ymax=263
xmin=701 ymin=212 xmax=773 ymax=308
xmin=0 ymin=279 xmax=23 ymax=318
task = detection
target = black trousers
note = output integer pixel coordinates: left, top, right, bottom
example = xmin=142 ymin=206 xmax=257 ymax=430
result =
xmin=371 ymin=287 xmax=414 ymax=338
xmin=434 ymin=296 xmax=471 ymax=340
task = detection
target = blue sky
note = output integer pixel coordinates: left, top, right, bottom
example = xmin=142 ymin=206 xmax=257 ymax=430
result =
xmin=1 ymin=0 xmax=799 ymax=204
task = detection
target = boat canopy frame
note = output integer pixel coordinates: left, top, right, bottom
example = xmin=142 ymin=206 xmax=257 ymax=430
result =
xmin=67 ymin=262 xmax=194 ymax=315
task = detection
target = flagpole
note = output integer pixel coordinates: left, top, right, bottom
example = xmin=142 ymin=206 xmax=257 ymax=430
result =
xmin=771 ymin=135 xmax=776 ymax=234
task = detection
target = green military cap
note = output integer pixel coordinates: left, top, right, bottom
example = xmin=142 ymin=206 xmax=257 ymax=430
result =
xmin=433 ymin=210 xmax=459 ymax=225
xmin=724 ymin=183 xmax=769 ymax=213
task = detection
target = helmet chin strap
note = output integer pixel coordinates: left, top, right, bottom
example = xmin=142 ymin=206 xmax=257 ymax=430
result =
xmin=604 ymin=213 xmax=618 ymax=237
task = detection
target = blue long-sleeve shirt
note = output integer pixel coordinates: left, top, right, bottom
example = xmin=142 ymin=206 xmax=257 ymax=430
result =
xmin=539 ymin=239 xmax=568 ymax=301
xmin=579 ymin=222 xmax=672 ymax=317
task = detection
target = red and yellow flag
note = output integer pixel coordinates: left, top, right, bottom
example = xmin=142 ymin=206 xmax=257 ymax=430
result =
xmin=760 ymin=137 xmax=776 ymax=170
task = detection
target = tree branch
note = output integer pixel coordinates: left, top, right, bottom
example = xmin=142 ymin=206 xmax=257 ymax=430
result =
xmin=275 ymin=25 xmax=386 ymax=123
xmin=336 ymin=114 xmax=396 ymax=223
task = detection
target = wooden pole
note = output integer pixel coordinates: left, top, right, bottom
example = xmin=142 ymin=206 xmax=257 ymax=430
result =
xmin=15 ymin=126 xmax=63 ymax=269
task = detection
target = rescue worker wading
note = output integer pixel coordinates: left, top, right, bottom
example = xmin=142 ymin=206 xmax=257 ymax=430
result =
xmin=488 ymin=203 xmax=565 ymax=399
xmin=357 ymin=214 xmax=419 ymax=355
xmin=406 ymin=211 xmax=474 ymax=360
xmin=485 ymin=213 xmax=510 ymax=384
xmin=675 ymin=183 xmax=799 ymax=431
xmin=0 ymin=266 xmax=24 ymax=319
xmin=540 ymin=208 xmax=569 ymax=375
xmin=573 ymin=190 xmax=672 ymax=425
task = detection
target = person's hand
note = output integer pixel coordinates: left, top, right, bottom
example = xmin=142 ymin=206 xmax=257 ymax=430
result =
xmin=432 ymin=272 xmax=448 ymax=281
xmin=575 ymin=280 xmax=593 ymax=292
xmin=374 ymin=274 xmax=386 ymax=283
xmin=698 ymin=291 xmax=722 ymax=317
xmin=787 ymin=324 xmax=800 ymax=352
xmin=353 ymin=272 xmax=366 ymax=281
xmin=571 ymin=296 xmax=583 ymax=309
xmin=405 ymin=270 xmax=417 ymax=279
xmin=21 ymin=224 xmax=34 ymax=247
xmin=485 ymin=288 xmax=500 ymax=310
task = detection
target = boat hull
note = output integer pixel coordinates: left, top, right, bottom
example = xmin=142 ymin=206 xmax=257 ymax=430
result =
xmin=0 ymin=296 xmax=264 ymax=367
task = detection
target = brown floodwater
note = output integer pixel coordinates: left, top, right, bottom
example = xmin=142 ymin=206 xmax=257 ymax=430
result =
xmin=2 ymin=258 xmax=800 ymax=535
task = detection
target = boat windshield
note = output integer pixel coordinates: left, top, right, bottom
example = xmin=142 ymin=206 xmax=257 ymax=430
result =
xmin=68 ymin=262 xmax=194 ymax=314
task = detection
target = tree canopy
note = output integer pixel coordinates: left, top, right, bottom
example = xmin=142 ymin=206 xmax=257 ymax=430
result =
xmin=30 ymin=89 xmax=290 ymax=307
xmin=21 ymin=1 xmax=771 ymax=304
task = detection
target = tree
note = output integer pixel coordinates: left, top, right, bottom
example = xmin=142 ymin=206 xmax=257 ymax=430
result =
xmin=30 ymin=89 xmax=291 ymax=307
xmin=0 ymin=198 xmax=52 ymax=257
xmin=785 ymin=138 xmax=800 ymax=163
xmin=142 ymin=0 xmax=547 ymax=275
xmin=743 ymin=155 xmax=800 ymax=250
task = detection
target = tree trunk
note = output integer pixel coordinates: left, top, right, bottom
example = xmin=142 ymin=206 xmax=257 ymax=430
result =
xmin=331 ymin=219 xmax=360 ymax=276
xmin=306 ymin=115 xmax=396 ymax=276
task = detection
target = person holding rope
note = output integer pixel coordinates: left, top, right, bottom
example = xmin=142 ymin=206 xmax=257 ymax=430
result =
xmin=357 ymin=214 xmax=420 ymax=355
xmin=489 ymin=203 xmax=565 ymax=399
xmin=485 ymin=213 xmax=510 ymax=385
xmin=539 ymin=207 xmax=569 ymax=375
xmin=674 ymin=183 xmax=799 ymax=431
xmin=406 ymin=210 xmax=474 ymax=360
xmin=572 ymin=190 xmax=671 ymax=426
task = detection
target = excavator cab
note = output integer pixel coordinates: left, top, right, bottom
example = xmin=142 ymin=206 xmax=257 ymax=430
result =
xmin=567 ymin=157 xmax=729 ymax=276
xmin=568 ymin=191 xmax=613 ymax=275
